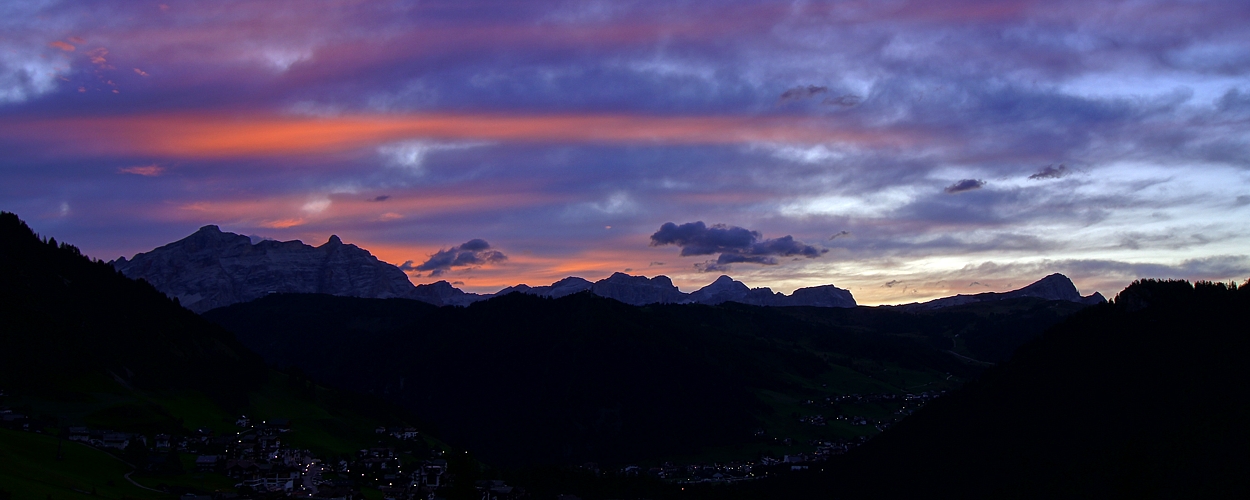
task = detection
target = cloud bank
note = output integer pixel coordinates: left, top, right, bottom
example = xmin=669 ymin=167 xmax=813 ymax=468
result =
xmin=650 ymin=221 xmax=826 ymax=271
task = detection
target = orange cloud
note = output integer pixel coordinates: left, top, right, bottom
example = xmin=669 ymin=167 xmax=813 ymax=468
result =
xmin=259 ymin=218 xmax=306 ymax=229
xmin=87 ymin=48 xmax=109 ymax=66
xmin=118 ymin=164 xmax=165 ymax=176
xmin=161 ymin=189 xmax=568 ymax=230
xmin=12 ymin=112 xmax=926 ymax=158
xmin=49 ymin=41 xmax=75 ymax=52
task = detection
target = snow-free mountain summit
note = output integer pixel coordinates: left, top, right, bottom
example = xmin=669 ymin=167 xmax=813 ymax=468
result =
xmin=114 ymin=225 xmax=1099 ymax=313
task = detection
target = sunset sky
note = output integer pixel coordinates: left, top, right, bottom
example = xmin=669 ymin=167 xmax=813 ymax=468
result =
xmin=2 ymin=0 xmax=1248 ymax=304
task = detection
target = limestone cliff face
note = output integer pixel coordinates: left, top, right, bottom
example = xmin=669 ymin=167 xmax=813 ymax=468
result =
xmin=113 ymin=226 xmax=416 ymax=313
xmin=786 ymin=284 xmax=857 ymax=308
xmin=590 ymin=272 xmax=688 ymax=305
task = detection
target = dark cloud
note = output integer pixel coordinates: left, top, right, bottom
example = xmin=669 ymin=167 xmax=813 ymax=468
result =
xmin=944 ymin=179 xmax=985 ymax=193
xmin=371 ymin=195 xmax=391 ymax=202
xmin=413 ymin=239 xmax=507 ymax=276
xmin=883 ymin=280 xmax=901 ymax=288
xmin=1028 ymin=164 xmax=1069 ymax=180
xmin=651 ymin=221 xmax=826 ymax=271
xmin=1235 ymin=195 xmax=1250 ymax=207
xmin=822 ymin=94 xmax=862 ymax=107
xmin=779 ymin=85 xmax=828 ymax=102
xmin=829 ymin=230 xmax=850 ymax=240
xmin=695 ymin=261 xmax=732 ymax=273
xmin=650 ymin=221 xmax=760 ymax=256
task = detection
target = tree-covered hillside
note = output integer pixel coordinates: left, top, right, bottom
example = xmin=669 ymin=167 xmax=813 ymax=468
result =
xmin=205 ymin=288 xmax=1089 ymax=467
xmin=718 ymin=279 xmax=1250 ymax=499
xmin=0 ymin=212 xmax=265 ymax=408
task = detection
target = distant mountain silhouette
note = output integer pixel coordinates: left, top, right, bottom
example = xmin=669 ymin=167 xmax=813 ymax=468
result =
xmin=116 ymin=226 xmax=1112 ymax=314
xmin=113 ymin=227 xmax=859 ymax=310
xmin=495 ymin=276 xmax=593 ymax=298
xmin=682 ymin=275 xmax=856 ymax=307
xmin=893 ymin=273 xmax=1104 ymax=311
xmin=113 ymin=225 xmax=416 ymax=312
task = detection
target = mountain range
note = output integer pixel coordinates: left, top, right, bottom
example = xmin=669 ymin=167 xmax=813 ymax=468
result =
xmin=114 ymin=226 xmax=1100 ymax=313
xmin=10 ymin=210 xmax=1243 ymax=498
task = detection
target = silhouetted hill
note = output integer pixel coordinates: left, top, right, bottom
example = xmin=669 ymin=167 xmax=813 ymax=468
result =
xmin=0 ymin=212 xmax=265 ymax=408
xmin=0 ymin=211 xmax=443 ymax=483
xmin=726 ymin=279 xmax=1250 ymax=499
xmin=204 ymin=288 xmax=1095 ymax=467
xmin=894 ymin=272 xmax=1104 ymax=311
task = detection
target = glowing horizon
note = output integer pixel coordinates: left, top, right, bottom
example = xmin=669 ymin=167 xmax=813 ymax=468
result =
xmin=2 ymin=0 xmax=1247 ymax=305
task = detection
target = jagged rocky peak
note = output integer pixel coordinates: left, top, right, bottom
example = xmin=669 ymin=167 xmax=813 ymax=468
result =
xmin=113 ymin=226 xmax=417 ymax=313
xmin=411 ymin=280 xmax=486 ymax=307
xmin=496 ymin=276 xmax=593 ymax=299
xmin=113 ymin=225 xmax=869 ymax=311
xmin=543 ymin=277 xmax=594 ymax=297
xmin=1013 ymin=273 xmax=1081 ymax=301
xmin=680 ymin=275 xmax=856 ymax=307
xmin=590 ymin=272 xmax=687 ymax=305
xmin=1080 ymin=288 xmax=1110 ymax=305
xmin=687 ymin=275 xmax=752 ymax=304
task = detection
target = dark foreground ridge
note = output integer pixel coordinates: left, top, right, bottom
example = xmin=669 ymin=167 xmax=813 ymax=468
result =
xmin=717 ymin=278 xmax=1250 ymax=499
xmin=0 ymin=213 xmax=265 ymax=407
xmin=204 ymin=290 xmax=1094 ymax=468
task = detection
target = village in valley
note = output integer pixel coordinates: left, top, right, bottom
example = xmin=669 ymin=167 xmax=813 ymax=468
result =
xmin=0 ymin=387 xmax=946 ymax=500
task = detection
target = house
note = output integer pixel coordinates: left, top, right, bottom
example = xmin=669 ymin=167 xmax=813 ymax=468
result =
xmin=102 ymin=432 xmax=131 ymax=449
xmin=154 ymin=434 xmax=172 ymax=450
xmin=420 ymin=460 xmax=447 ymax=488
xmin=243 ymin=472 xmax=297 ymax=493
xmin=195 ymin=455 xmax=220 ymax=472
xmin=225 ymin=459 xmax=262 ymax=479
xmin=67 ymin=427 xmax=90 ymax=442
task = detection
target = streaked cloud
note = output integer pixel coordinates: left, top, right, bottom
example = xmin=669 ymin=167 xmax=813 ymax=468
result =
xmin=0 ymin=0 xmax=1246 ymax=304
xmin=118 ymin=164 xmax=164 ymax=176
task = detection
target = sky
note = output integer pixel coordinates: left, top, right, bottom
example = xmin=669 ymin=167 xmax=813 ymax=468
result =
xmin=2 ymin=0 xmax=1248 ymax=305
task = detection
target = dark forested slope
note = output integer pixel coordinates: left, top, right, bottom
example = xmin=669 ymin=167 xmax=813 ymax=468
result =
xmin=204 ymin=288 xmax=1091 ymax=467
xmin=0 ymin=212 xmax=265 ymax=408
xmin=734 ymin=279 xmax=1250 ymax=499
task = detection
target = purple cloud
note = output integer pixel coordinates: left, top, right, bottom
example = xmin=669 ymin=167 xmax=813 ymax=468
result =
xmin=945 ymin=179 xmax=986 ymax=194
xmin=1029 ymin=165 xmax=1069 ymax=180
xmin=651 ymin=221 xmax=826 ymax=271
xmin=413 ymin=239 xmax=507 ymax=276
xmin=779 ymin=85 xmax=828 ymax=102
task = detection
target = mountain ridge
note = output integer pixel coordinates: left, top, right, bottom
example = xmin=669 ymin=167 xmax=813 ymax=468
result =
xmin=112 ymin=225 xmax=1100 ymax=313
